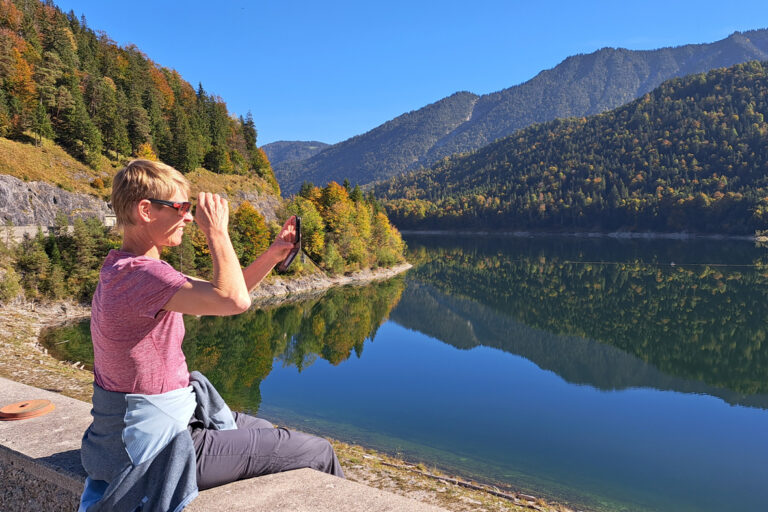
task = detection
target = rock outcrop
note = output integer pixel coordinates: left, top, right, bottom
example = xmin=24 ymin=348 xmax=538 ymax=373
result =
xmin=0 ymin=173 xmax=283 ymax=227
xmin=0 ymin=174 xmax=111 ymax=227
xmin=232 ymin=189 xmax=282 ymax=223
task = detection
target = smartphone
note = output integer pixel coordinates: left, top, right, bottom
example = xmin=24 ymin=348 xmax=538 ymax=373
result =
xmin=277 ymin=216 xmax=301 ymax=272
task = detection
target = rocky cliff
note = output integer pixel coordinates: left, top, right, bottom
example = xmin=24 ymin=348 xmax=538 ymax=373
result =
xmin=0 ymin=173 xmax=282 ymax=227
xmin=231 ymin=189 xmax=281 ymax=223
xmin=0 ymin=174 xmax=111 ymax=227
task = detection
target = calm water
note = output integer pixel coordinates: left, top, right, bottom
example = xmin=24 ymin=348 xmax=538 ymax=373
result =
xmin=43 ymin=235 xmax=768 ymax=512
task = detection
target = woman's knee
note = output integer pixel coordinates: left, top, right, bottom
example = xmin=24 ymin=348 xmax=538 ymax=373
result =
xmin=308 ymin=437 xmax=343 ymax=475
xmin=234 ymin=411 xmax=274 ymax=430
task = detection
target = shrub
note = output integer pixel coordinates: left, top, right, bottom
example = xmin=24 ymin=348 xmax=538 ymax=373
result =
xmin=0 ymin=264 xmax=21 ymax=303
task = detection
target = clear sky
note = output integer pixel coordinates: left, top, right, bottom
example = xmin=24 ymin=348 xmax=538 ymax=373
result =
xmin=52 ymin=1 xmax=768 ymax=146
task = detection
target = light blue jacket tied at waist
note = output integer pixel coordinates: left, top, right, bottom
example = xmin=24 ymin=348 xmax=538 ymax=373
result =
xmin=79 ymin=371 xmax=237 ymax=512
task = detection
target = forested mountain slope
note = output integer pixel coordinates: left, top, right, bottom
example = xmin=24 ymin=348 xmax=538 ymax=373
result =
xmin=0 ymin=0 xmax=279 ymax=192
xmin=277 ymin=30 xmax=768 ymax=194
xmin=262 ymin=140 xmax=329 ymax=166
xmin=422 ymin=30 xmax=768 ymax=166
xmin=377 ymin=61 xmax=768 ymax=234
xmin=274 ymin=91 xmax=479 ymax=193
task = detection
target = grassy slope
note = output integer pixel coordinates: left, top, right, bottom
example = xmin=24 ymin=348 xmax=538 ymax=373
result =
xmin=0 ymin=137 xmax=116 ymax=198
xmin=0 ymin=136 xmax=277 ymax=203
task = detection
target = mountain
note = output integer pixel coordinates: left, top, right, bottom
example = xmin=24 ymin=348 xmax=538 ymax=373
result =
xmin=377 ymin=60 xmax=768 ymax=235
xmin=276 ymin=29 xmax=768 ymax=194
xmin=262 ymin=141 xmax=330 ymax=166
xmin=274 ymin=92 xmax=479 ymax=193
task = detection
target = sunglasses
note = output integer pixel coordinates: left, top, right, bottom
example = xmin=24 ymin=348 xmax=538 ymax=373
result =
xmin=147 ymin=198 xmax=192 ymax=216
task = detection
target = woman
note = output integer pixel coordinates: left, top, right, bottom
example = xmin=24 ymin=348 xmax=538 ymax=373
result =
xmin=79 ymin=160 xmax=343 ymax=512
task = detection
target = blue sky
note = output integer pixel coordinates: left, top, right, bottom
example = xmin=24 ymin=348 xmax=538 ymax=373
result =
xmin=53 ymin=1 xmax=768 ymax=146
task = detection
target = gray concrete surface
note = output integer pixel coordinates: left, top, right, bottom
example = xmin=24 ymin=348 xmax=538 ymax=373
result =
xmin=0 ymin=377 xmax=447 ymax=511
xmin=187 ymin=467 xmax=447 ymax=512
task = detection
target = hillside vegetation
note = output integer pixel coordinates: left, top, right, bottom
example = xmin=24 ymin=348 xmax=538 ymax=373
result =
xmin=0 ymin=0 xmax=407 ymax=306
xmin=377 ymin=61 xmax=768 ymax=235
xmin=276 ymin=30 xmax=768 ymax=194
xmin=0 ymin=136 xmax=277 ymax=202
xmin=0 ymin=133 xmax=111 ymax=195
xmin=0 ymin=0 xmax=279 ymax=192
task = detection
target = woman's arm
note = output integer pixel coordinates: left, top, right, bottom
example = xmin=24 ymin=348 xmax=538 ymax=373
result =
xmin=163 ymin=192 xmax=251 ymax=316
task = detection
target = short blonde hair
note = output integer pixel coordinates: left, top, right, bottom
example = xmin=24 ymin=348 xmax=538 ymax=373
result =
xmin=111 ymin=160 xmax=191 ymax=227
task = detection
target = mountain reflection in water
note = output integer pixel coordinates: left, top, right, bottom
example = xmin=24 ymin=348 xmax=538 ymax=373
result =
xmin=400 ymin=234 xmax=768 ymax=402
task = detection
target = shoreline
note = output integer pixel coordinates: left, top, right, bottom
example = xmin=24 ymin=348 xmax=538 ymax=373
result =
xmin=250 ymin=262 xmax=413 ymax=306
xmin=400 ymin=229 xmax=762 ymax=241
xmin=0 ymin=265 xmax=567 ymax=512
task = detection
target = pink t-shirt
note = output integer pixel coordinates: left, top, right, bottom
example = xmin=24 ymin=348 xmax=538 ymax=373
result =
xmin=91 ymin=250 xmax=191 ymax=394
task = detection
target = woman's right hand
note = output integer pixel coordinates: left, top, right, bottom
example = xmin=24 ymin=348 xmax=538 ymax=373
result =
xmin=268 ymin=215 xmax=298 ymax=264
xmin=195 ymin=192 xmax=230 ymax=239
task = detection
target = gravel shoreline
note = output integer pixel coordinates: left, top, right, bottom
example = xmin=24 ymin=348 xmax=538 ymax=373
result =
xmin=0 ymin=265 xmax=570 ymax=512
xmin=250 ymin=263 xmax=413 ymax=305
xmin=401 ymin=229 xmax=759 ymax=241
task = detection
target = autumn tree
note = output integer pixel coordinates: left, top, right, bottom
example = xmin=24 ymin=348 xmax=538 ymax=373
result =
xmin=6 ymin=47 xmax=36 ymax=135
xmin=230 ymin=201 xmax=270 ymax=266
xmin=285 ymin=196 xmax=325 ymax=263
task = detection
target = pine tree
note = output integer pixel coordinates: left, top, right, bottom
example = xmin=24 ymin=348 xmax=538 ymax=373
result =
xmin=0 ymin=88 xmax=11 ymax=137
xmin=15 ymin=230 xmax=51 ymax=300
xmin=242 ymin=111 xmax=257 ymax=152
xmin=126 ymin=86 xmax=151 ymax=154
xmin=34 ymin=51 xmax=65 ymax=109
xmin=32 ymin=99 xmax=54 ymax=145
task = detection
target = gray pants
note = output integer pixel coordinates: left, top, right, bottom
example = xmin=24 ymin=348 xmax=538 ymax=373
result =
xmin=189 ymin=412 xmax=345 ymax=490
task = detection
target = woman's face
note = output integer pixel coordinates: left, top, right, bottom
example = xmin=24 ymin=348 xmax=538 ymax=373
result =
xmin=150 ymin=188 xmax=193 ymax=247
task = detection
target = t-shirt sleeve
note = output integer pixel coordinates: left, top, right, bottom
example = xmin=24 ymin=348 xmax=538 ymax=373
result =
xmin=129 ymin=259 xmax=190 ymax=319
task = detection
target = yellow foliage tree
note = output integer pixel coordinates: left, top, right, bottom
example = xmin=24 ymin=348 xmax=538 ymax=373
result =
xmin=135 ymin=142 xmax=158 ymax=160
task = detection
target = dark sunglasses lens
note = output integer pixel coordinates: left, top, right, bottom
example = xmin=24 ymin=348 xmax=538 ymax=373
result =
xmin=178 ymin=203 xmax=191 ymax=215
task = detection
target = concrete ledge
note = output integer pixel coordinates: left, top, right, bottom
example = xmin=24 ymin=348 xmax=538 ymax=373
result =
xmin=187 ymin=467 xmax=444 ymax=511
xmin=0 ymin=377 xmax=446 ymax=511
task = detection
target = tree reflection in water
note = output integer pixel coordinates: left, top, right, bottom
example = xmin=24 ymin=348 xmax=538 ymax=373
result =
xmin=41 ymin=276 xmax=406 ymax=412
xmin=401 ymin=235 xmax=768 ymax=397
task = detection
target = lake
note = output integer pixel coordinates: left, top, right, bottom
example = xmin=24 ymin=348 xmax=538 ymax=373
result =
xmin=42 ymin=234 xmax=768 ymax=512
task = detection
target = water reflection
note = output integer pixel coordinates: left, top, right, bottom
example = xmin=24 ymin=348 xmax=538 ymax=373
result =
xmin=400 ymin=235 xmax=768 ymax=399
xmin=38 ymin=237 xmax=768 ymax=512
xmin=41 ymin=276 xmax=406 ymax=411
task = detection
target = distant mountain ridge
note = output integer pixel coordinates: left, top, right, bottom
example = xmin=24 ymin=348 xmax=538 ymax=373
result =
xmin=275 ymin=29 xmax=768 ymax=194
xmin=262 ymin=141 xmax=330 ymax=166
xmin=377 ymin=60 xmax=768 ymax=234
xmin=275 ymin=91 xmax=479 ymax=193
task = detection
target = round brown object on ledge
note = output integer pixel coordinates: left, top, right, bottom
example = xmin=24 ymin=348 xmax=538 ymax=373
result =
xmin=0 ymin=399 xmax=55 ymax=421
